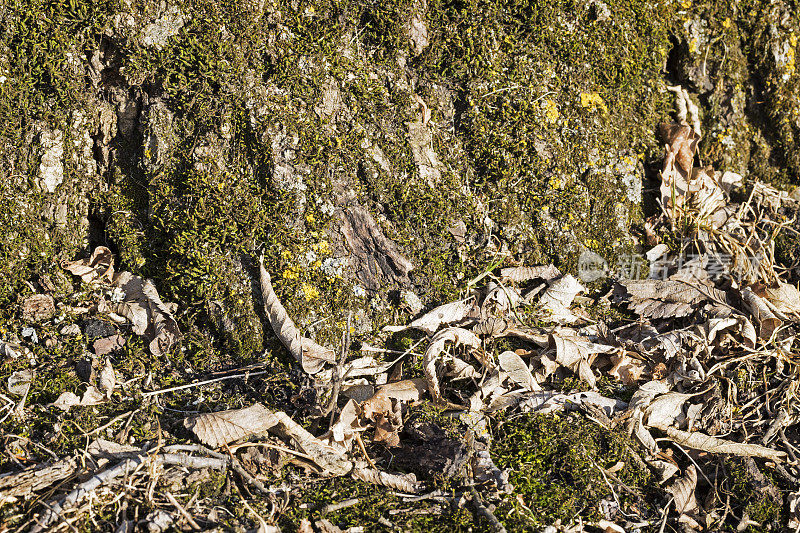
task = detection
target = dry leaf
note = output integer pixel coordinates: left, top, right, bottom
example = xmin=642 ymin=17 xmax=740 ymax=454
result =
xmin=7 ymin=370 xmax=33 ymax=397
xmin=741 ymin=287 xmax=782 ymax=340
xmin=667 ymin=465 xmax=698 ymax=514
xmin=93 ymin=334 xmax=125 ymax=356
xmin=21 ymin=294 xmax=56 ymax=322
xmin=661 ymin=426 xmax=787 ymax=462
xmin=351 ymin=464 xmax=423 ymax=493
xmin=271 ymin=411 xmax=352 ymax=476
xmin=500 ymin=265 xmax=562 ymax=283
xmin=61 ymin=246 xmax=115 ymax=284
xmin=615 ymin=277 xmax=727 ymax=319
xmin=608 ymin=353 xmax=646 ymax=385
xmin=423 ymin=328 xmax=481 ymax=402
xmin=387 ymin=299 xmax=475 ymax=334
xmin=548 ymin=332 xmax=614 ymax=388
xmin=258 ymin=256 xmax=336 ymax=374
xmin=51 ymin=392 xmax=81 ymax=412
xmin=539 ymin=274 xmax=584 ymax=322
xmin=498 ymin=351 xmax=539 ymax=391
xmin=328 ymin=399 xmax=362 ymax=451
xmin=644 ymin=391 xmax=695 ymax=429
xmin=98 ymin=359 xmax=116 ymax=399
xmin=112 ymin=272 xmax=181 ymax=357
xmin=761 ymin=282 xmax=800 ymax=318
xmin=184 ymin=404 xmax=280 ymax=448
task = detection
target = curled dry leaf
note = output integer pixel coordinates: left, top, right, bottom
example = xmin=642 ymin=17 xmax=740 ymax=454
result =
xmin=548 ymin=332 xmax=614 ymax=388
xmin=259 ymin=256 xmax=336 ymax=374
xmin=271 ymin=411 xmax=352 ymax=476
xmin=761 ymin=282 xmax=800 ymax=318
xmin=705 ymin=316 xmax=757 ymax=349
xmin=61 ymin=246 xmax=115 ymax=284
xmin=351 ymin=464 xmax=423 ymax=493
xmin=498 ymin=351 xmax=539 ymax=391
xmin=112 ymin=272 xmax=181 ymax=357
xmin=500 ymin=265 xmax=562 ymax=284
xmin=359 ymin=380 xmax=425 ymax=448
xmin=539 ymin=274 xmax=584 ymax=323
xmin=607 ymin=353 xmax=646 ymax=385
xmin=644 ymin=391 xmax=695 ymax=429
xmin=184 ymin=403 xmax=279 ymax=449
xmin=7 ymin=370 xmax=33 ymax=397
xmin=98 ymin=358 xmax=116 ymax=399
xmin=423 ymin=328 xmax=481 ymax=402
xmin=667 ymin=465 xmax=698 ymax=515
xmin=661 ymin=426 xmax=787 ymax=462
xmin=740 ymin=287 xmax=782 ymax=340
xmin=386 ymin=298 xmax=475 ymax=334
xmin=51 ymin=386 xmax=106 ymax=412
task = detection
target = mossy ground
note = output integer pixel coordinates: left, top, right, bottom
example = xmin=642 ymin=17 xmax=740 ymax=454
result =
xmin=1 ymin=0 xmax=799 ymax=530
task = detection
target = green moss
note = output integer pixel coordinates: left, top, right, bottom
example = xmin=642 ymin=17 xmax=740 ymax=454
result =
xmin=279 ymin=474 xmax=476 ymax=532
xmin=491 ymin=412 xmax=659 ymax=530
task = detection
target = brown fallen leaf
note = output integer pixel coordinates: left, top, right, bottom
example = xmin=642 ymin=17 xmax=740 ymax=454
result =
xmin=498 ymin=350 xmax=539 ymax=391
xmin=98 ymin=358 xmax=116 ymax=399
xmin=61 ymin=246 xmax=115 ymax=284
xmin=607 ymin=353 xmax=646 ymax=385
xmin=539 ymin=274 xmax=585 ymax=323
xmin=112 ymin=272 xmax=181 ymax=357
xmin=500 ymin=265 xmax=562 ymax=284
xmin=258 ymin=256 xmax=336 ymax=374
xmin=740 ymin=287 xmax=782 ymax=340
xmin=385 ymin=298 xmax=475 ymax=334
xmin=667 ymin=465 xmax=698 ymax=515
xmin=548 ymin=332 xmax=614 ymax=388
xmin=184 ymin=404 xmax=280 ymax=449
xmin=93 ymin=334 xmax=126 ymax=356
xmin=423 ymin=328 xmax=482 ymax=402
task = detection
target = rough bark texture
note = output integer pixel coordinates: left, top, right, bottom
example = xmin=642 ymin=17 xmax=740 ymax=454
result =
xmin=1 ymin=0 xmax=798 ymax=357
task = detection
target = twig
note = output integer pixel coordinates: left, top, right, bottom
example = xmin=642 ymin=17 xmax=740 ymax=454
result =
xmin=319 ymin=498 xmax=360 ymax=514
xmin=165 ymin=492 xmax=201 ymax=530
xmin=31 ymin=455 xmax=147 ymax=533
xmin=322 ymin=311 xmax=352 ymax=424
xmin=469 ymin=486 xmax=507 ymax=533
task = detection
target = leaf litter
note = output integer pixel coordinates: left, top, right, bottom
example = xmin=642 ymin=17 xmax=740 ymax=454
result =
xmin=3 ymin=91 xmax=800 ymax=532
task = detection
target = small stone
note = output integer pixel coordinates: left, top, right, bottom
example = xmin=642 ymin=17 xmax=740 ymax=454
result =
xmin=21 ymin=294 xmax=56 ymax=322
xmin=81 ymin=318 xmax=118 ymax=340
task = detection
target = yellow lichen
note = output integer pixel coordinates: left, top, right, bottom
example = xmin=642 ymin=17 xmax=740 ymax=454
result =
xmin=579 ymin=92 xmax=608 ymax=114
xmin=543 ymin=98 xmax=559 ymax=124
xmin=301 ymin=282 xmax=320 ymax=301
